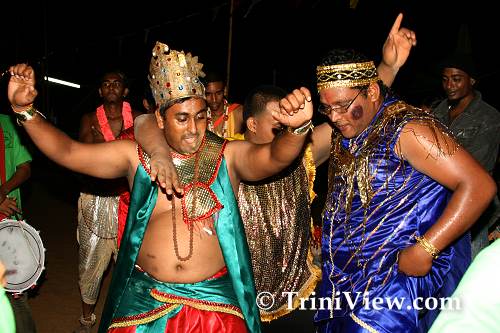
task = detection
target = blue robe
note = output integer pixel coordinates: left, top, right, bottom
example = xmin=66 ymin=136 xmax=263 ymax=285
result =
xmin=315 ymin=98 xmax=470 ymax=333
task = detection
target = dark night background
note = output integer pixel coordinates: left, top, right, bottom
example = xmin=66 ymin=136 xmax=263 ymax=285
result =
xmin=0 ymin=2 xmax=498 ymax=330
xmin=1 ymin=0 xmax=498 ymax=130
xmin=0 ymin=0 xmax=498 ymax=185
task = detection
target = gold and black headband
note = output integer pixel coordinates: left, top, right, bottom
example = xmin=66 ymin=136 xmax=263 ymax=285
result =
xmin=316 ymin=61 xmax=378 ymax=91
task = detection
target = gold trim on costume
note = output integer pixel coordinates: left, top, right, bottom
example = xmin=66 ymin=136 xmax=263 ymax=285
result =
xmin=350 ymin=313 xmax=380 ymax=333
xmin=317 ymin=61 xmax=378 ymax=91
xmin=137 ymin=131 xmax=227 ymax=225
xmin=150 ymin=290 xmax=244 ymax=319
xmin=109 ymin=303 xmax=181 ymax=328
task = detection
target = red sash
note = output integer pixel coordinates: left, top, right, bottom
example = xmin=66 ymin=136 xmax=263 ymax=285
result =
xmin=96 ymin=102 xmax=134 ymax=142
xmin=212 ymin=103 xmax=240 ymax=128
xmin=95 ymin=103 xmax=134 ymax=247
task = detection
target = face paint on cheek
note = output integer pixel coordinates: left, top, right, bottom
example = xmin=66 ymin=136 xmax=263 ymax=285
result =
xmin=351 ymin=105 xmax=363 ymax=120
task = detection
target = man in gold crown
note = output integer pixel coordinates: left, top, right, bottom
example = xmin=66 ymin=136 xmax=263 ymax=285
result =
xmin=6 ymin=41 xmax=313 ymax=333
xmin=309 ymin=49 xmax=496 ymax=332
xmin=132 ymin=14 xmax=422 ymax=329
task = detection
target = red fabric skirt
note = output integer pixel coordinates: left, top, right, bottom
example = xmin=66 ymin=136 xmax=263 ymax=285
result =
xmin=108 ymin=267 xmax=247 ymax=333
xmin=108 ymin=305 xmax=248 ymax=333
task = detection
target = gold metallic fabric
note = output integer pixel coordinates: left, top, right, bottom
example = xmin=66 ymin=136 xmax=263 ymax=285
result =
xmin=148 ymin=41 xmax=205 ymax=110
xmin=77 ymin=193 xmax=119 ymax=304
xmin=238 ymin=151 xmax=321 ymax=321
xmin=316 ymin=61 xmax=378 ymax=91
xmin=138 ymin=131 xmax=226 ymax=225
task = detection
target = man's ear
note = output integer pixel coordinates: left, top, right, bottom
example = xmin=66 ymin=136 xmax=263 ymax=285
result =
xmin=246 ymin=117 xmax=257 ymax=133
xmin=155 ymin=110 xmax=165 ymax=129
xmin=98 ymin=88 xmax=103 ymax=98
xmin=367 ymin=82 xmax=380 ymax=102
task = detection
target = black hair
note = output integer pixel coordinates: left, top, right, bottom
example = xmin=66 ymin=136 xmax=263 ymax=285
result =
xmin=143 ymin=78 xmax=156 ymax=111
xmin=203 ymin=70 xmax=226 ymax=86
xmin=318 ymin=48 xmax=390 ymax=97
xmin=243 ymin=85 xmax=287 ymax=124
xmin=100 ymin=69 xmax=128 ymax=87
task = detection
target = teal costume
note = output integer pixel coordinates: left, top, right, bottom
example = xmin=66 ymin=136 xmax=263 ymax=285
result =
xmin=98 ymin=132 xmax=261 ymax=333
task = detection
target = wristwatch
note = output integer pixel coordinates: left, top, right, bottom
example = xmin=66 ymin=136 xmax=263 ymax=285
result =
xmin=287 ymin=120 xmax=314 ymax=136
xmin=12 ymin=104 xmax=37 ymax=124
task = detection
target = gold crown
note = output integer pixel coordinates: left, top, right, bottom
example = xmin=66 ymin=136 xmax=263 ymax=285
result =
xmin=316 ymin=61 xmax=378 ymax=91
xmin=149 ymin=41 xmax=206 ymax=110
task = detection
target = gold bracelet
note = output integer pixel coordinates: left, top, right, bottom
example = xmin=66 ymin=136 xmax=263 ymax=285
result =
xmin=287 ymin=120 xmax=313 ymax=136
xmin=414 ymin=235 xmax=440 ymax=259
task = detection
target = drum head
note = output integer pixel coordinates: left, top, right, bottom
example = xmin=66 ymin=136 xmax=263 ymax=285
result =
xmin=0 ymin=219 xmax=45 ymax=292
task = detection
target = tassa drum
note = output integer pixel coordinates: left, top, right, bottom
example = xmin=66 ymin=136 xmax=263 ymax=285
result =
xmin=0 ymin=219 xmax=45 ymax=292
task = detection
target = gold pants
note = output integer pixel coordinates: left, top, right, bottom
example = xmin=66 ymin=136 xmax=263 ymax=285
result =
xmin=77 ymin=193 xmax=119 ymax=305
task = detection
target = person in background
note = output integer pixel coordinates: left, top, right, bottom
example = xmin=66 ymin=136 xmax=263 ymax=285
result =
xmin=0 ymin=112 xmax=35 ymax=332
xmin=432 ymin=52 xmax=500 ymax=258
xmin=204 ymin=70 xmax=244 ymax=138
xmin=74 ymin=70 xmax=142 ymax=332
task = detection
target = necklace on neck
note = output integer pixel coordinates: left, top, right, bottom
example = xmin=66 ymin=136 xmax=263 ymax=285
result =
xmin=172 ymin=151 xmax=200 ymax=262
xmin=207 ymin=101 xmax=228 ymax=138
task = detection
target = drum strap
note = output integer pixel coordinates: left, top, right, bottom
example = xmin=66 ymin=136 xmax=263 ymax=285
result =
xmin=0 ymin=125 xmax=5 ymax=185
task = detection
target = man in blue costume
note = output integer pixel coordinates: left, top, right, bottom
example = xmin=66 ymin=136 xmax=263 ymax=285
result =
xmin=307 ymin=48 xmax=497 ymax=332
xmin=6 ymin=42 xmax=313 ymax=333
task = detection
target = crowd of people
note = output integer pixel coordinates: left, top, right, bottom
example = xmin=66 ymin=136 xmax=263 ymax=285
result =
xmin=0 ymin=12 xmax=498 ymax=333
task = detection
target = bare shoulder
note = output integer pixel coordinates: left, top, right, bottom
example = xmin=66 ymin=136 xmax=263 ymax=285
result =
xmin=224 ymin=139 xmax=248 ymax=159
xmin=398 ymin=120 xmax=458 ymax=161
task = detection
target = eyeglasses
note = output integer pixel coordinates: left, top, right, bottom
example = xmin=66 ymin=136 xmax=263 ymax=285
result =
xmin=318 ymin=88 xmax=365 ymax=116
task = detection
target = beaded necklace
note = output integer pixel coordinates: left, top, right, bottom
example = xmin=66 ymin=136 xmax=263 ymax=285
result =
xmin=207 ymin=100 xmax=229 ymax=138
xmin=171 ymin=151 xmax=200 ymax=262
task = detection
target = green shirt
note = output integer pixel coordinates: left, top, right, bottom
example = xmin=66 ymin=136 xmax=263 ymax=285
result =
xmin=0 ymin=286 xmax=15 ymax=333
xmin=429 ymin=239 xmax=500 ymax=332
xmin=0 ymin=114 xmax=32 ymax=211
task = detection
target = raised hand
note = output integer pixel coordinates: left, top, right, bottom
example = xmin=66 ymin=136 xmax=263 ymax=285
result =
xmin=8 ymin=64 xmax=38 ymax=111
xmin=382 ymin=13 xmax=417 ymax=71
xmin=274 ymin=87 xmax=313 ymax=129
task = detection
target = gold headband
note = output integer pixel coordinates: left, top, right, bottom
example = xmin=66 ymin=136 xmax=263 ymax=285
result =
xmin=316 ymin=61 xmax=378 ymax=91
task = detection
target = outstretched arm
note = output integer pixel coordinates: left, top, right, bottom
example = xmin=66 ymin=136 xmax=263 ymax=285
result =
xmin=8 ymin=64 xmax=132 ymax=179
xmin=397 ymin=122 xmax=497 ymax=276
xmin=226 ymin=87 xmax=313 ymax=184
xmin=377 ymin=13 xmax=417 ymax=87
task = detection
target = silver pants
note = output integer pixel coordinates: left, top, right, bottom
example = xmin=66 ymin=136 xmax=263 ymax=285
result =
xmin=77 ymin=193 xmax=119 ymax=305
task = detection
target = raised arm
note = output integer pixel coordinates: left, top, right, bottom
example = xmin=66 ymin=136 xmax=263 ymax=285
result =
xmin=377 ymin=13 xmax=417 ymax=87
xmin=226 ymin=87 xmax=313 ymax=184
xmin=397 ymin=121 xmax=497 ymax=276
xmin=310 ymin=14 xmax=417 ymax=167
xmin=8 ymin=64 xmax=133 ymax=180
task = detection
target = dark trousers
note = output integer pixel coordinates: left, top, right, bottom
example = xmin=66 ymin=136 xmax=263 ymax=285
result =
xmin=7 ymin=293 xmax=37 ymax=333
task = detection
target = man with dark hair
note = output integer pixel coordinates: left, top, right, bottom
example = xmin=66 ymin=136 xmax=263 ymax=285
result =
xmin=7 ymin=40 xmax=313 ymax=333
xmin=75 ymin=70 xmax=142 ymax=332
xmin=203 ymin=70 xmax=244 ymax=138
xmin=433 ymin=52 xmax=500 ymax=258
xmin=310 ymin=47 xmax=496 ymax=332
